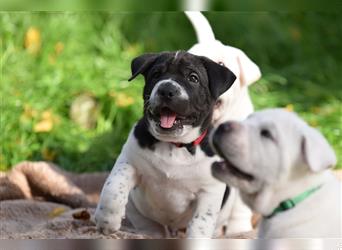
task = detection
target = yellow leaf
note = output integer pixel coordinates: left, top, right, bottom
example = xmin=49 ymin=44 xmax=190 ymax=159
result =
xmin=24 ymin=27 xmax=41 ymax=54
xmin=55 ymin=41 xmax=64 ymax=55
xmin=34 ymin=110 xmax=56 ymax=133
xmin=289 ymin=26 xmax=301 ymax=42
xmin=115 ymin=92 xmax=135 ymax=107
xmin=42 ymin=110 xmax=53 ymax=120
xmin=48 ymin=207 xmax=66 ymax=218
xmin=34 ymin=120 xmax=53 ymax=132
xmin=310 ymin=106 xmax=321 ymax=114
xmin=41 ymin=148 xmax=57 ymax=161
xmin=309 ymin=120 xmax=318 ymax=127
xmin=285 ymin=104 xmax=294 ymax=112
xmin=21 ymin=104 xmax=38 ymax=119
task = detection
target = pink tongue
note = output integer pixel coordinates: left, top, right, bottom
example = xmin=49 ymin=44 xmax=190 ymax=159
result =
xmin=160 ymin=112 xmax=177 ymax=128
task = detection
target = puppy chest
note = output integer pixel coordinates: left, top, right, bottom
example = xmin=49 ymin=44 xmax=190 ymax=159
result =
xmin=131 ymin=179 xmax=197 ymax=226
xmin=132 ymin=143 xmax=217 ymax=181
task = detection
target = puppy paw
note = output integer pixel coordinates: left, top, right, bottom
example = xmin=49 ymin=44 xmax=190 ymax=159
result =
xmin=94 ymin=206 xmax=123 ymax=235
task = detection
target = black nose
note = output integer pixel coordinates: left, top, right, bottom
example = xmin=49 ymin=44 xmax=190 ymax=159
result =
xmin=216 ymin=121 xmax=237 ymax=134
xmin=157 ymin=83 xmax=180 ymax=99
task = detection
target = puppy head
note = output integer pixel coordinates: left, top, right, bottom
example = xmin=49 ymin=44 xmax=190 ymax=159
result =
xmin=210 ymin=109 xmax=336 ymax=196
xmin=189 ymin=41 xmax=261 ymax=122
xmin=129 ymin=51 xmax=236 ymax=143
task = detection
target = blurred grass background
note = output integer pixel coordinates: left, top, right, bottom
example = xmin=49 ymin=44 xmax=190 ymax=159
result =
xmin=1 ymin=12 xmax=341 ymax=172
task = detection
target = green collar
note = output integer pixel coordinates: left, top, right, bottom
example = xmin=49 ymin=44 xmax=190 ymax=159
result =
xmin=265 ymin=185 xmax=322 ymax=219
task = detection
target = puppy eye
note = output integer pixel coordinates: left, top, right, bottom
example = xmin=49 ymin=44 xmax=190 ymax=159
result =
xmin=260 ymin=129 xmax=273 ymax=140
xmin=188 ymin=73 xmax=199 ymax=83
xmin=218 ymin=61 xmax=225 ymax=66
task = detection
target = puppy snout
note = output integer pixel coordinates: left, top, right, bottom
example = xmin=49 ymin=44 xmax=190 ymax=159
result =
xmin=157 ymin=83 xmax=180 ymax=99
xmin=216 ymin=121 xmax=239 ymax=134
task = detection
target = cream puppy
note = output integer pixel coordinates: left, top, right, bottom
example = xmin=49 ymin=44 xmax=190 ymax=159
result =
xmin=186 ymin=11 xmax=262 ymax=235
xmin=186 ymin=11 xmax=261 ymax=123
xmin=211 ymin=109 xmax=341 ymax=238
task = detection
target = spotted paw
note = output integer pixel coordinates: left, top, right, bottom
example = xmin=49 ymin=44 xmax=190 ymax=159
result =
xmin=94 ymin=205 xmax=123 ymax=235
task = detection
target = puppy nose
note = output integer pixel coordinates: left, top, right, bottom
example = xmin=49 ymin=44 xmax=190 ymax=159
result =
xmin=157 ymin=83 xmax=179 ymax=99
xmin=216 ymin=121 xmax=238 ymax=134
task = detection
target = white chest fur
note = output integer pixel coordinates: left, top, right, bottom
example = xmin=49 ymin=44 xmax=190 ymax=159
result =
xmin=122 ymin=132 xmax=223 ymax=228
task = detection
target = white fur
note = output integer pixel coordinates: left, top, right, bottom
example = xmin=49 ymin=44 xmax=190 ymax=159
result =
xmin=150 ymin=79 xmax=189 ymax=102
xmin=186 ymin=12 xmax=261 ymax=123
xmin=186 ymin=11 xmax=260 ymax=234
xmin=211 ymin=109 xmax=341 ymax=238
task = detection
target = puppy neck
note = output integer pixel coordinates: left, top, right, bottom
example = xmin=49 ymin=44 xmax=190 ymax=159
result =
xmin=251 ymin=170 xmax=334 ymax=216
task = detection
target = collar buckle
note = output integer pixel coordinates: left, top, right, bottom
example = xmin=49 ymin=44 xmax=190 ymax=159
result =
xmin=279 ymin=199 xmax=296 ymax=210
xmin=266 ymin=185 xmax=322 ymax=219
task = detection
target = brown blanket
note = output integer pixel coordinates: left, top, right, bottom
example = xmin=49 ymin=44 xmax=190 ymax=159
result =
xmin=0 ymin=161 xmax=267 ymax=239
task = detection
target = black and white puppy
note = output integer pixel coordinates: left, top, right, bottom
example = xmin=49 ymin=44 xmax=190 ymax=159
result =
xmin=95 ymin=51 xmax=245 ymax=238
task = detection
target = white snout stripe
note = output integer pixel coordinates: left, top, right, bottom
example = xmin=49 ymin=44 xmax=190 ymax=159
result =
xmin=150 ymin=79 xmax=189 ymax=103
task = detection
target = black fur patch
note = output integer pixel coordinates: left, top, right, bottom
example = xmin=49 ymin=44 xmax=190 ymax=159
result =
xmin=220 ymin=186 xmax=230 ymax=209
xmin=133 ymin=117 xmax=158 ymax=150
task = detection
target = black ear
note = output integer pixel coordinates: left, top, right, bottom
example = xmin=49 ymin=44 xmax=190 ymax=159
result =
xmin=201 ymin=56 xmax=237 ymax=99
xmin=128 ymin=53 xmax=159 ymax=81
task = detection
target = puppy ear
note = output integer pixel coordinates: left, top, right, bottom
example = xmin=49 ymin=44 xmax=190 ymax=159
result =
xmin=301 ymin=126 xmax=337 ymax=172
xmin=201 ymin=56 xmax=237 ymax=99
xmin=235 ymin=48 xmax=261 ymax=86
xmin=128 ymin=53 xmax=159 ymax=81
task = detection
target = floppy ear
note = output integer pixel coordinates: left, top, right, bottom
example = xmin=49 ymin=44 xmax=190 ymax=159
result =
xmin=301 ymin=126 xmax=337 ymax=172
xmin=234 ymin=48 xmax=261 ymax=86
xmin=128 ymin=53 xmax=159 ymax=81
xmin=201 ymin=56 xmax=237 ymax=99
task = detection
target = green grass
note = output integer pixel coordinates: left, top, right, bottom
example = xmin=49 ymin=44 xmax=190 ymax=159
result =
xmin=1 ymin=12 xmax=341 ymax=172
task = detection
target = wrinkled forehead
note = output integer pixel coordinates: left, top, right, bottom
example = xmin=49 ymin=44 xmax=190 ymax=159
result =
xmin=154 ymin=51 xmax=203 ymax=69
xmin=246 ymin=109 xmax=303 ymax=133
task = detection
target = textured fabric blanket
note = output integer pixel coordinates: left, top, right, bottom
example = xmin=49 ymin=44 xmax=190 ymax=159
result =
xmin=4 ymin=161 xmax=308 ymax=239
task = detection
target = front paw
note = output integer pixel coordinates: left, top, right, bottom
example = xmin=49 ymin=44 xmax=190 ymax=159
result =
xmin=94 ymin=206 xmax=123 ymax=235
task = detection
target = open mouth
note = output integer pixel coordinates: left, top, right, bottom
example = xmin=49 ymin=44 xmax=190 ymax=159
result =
xmin=212 ymin=160 xmax=254 ymax=181
xmin=212 ymin=142 xmax=254 ymax=181
xmin=152 ymin=107 xmax=187 ymax=130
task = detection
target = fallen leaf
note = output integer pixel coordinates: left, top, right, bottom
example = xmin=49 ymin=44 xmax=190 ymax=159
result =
xmin=21 ymin=104 xmax=38 ymax=120
xmin=24 ymin=27 xmax=41 ymax=54
xmin=289 ymin=26 xmax=301 ymax=42
xmin=113 ymin=92 xmax=135 ymax=107
xmin=34 ymin=119 xmax=53 ymax=132
xmin=285 ymin=104 xmax=294 ymax=112
xmin=41 ymin=148 xmax=57 ymax=161
xmin=72 ymin=209 xmax=91 ymax=220
xmin=55 ymin=41 xmax=64 ymax=55
xmin=33 ymin=110 xmax=57 ymax=133
xmin=309 ymin=120 xmax=318 ymax=127
xmin=48 ymin=207 xmax=66 ymax=218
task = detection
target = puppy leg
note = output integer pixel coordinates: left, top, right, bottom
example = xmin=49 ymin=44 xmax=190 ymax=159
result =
xmin=95 ymin=160 xmax=137 ymax=235
xmin=186 ymin=189 xmax=224 ymax=238
xmin=225 ymin=189 xmax=253 ymax=235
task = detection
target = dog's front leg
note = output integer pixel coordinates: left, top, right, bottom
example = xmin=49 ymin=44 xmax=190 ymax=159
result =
xmin=186 ymin=189 xmax=224 ymax=238
xmin=95 ymin=160 xmax=137 ymax=235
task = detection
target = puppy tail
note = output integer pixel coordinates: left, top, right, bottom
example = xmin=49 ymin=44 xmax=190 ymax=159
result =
xmin=185 ymin=11 xmax=215 ymax=43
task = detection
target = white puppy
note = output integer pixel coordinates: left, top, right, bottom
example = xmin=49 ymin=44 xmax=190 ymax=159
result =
xmin=186 ymin=11 xmax=262 ymax=235
xmin=210 ymin=109 xmax=341 ymax=238
xmin=186 ymin=11 xmax=261 ymax=123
